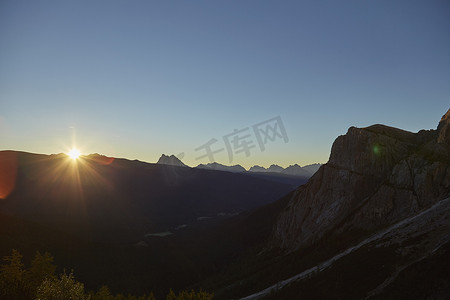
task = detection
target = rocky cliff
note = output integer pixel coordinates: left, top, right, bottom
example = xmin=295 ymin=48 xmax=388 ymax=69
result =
xmin=270 ymin=109 xmax=450 ymax=251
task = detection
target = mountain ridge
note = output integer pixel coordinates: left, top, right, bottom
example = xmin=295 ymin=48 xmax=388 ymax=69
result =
xmin=0 ymin=150 xmax=295 ymax=243
xmin=196 ymin=162 xmax=246 ymax=173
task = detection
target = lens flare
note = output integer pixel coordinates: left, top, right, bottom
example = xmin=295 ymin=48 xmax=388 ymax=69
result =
xmin=0 ymin=151 xmax=18 ymax=199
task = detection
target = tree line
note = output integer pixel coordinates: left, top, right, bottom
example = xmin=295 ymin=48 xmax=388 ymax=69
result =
xmin=0 ymin=249 xmax=213 ymax=300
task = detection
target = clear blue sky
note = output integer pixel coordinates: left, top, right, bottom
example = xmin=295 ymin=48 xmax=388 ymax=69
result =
xmin=1 ymin=0 xmax=449 ymax=169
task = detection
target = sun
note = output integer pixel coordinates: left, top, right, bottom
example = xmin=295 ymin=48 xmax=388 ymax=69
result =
xmin=68 ymin=148 xmax=81 ymax=160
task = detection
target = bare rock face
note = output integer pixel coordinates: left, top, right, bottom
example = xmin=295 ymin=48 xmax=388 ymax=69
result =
xmin=270 ymin=110 xmax=450 ymax=252
xmin=437 ymin=109 xmax=450 ymax=144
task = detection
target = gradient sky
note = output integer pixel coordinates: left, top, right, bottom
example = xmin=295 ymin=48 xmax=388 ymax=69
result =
xmin=1 ymin=0 xmax=449 ymax=169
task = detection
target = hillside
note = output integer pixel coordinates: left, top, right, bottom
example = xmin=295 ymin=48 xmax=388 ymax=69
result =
xmin=0 ymin=151 xmax=294 ymax=242
xmin=219 ymin=109 xmax=450 ymax=299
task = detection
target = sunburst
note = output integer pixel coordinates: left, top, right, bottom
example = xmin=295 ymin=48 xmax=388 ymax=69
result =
xmin=68 ymin=148 xmax=81 ymax=160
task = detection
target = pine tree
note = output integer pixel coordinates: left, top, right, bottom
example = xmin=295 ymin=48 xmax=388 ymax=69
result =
xmin=166 ymin=289 xmax=177 ymax=300
xmin=0 ymin=249 xmax=25 ymax=299
xmin=166 ymin=289 xmax=213 ymax=300
xmin=24 ymin=251 xmax=57 ymax=297
xmin=36 ymin=271 xmax=87 ymax=300
xmin=91 ymin=285 xmax=114 ymax=300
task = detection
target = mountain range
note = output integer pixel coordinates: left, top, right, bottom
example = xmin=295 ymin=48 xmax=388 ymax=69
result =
xmin=0 ymin=109 xmax=449 ymax=299
xmin=156 ymin=154 xmax=322 ymax=177
xmin=0 ymin=152 xmax=297 ymax=243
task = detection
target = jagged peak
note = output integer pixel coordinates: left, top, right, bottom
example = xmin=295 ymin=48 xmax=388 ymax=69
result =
xmin=285 ymin=163 xmax=302 ymax=168
xmin=267 ymin=164 xmax=284 ymax=172
xmin=156 ymin=154 xmax=187 ymax=167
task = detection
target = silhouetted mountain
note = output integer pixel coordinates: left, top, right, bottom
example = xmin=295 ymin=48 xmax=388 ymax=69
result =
xmin=190 ymin=161 xmax=324 ymax=180
xmin=248 ymin=165 xmax=266 ymax=172
xmin=248 ymin=163 xmax=322 ymax=176
xmin=0 ymin=150 xmax=302 ymax=296
xmin=196 ymin=162 xmax=246 ymax=173
xmin=194 ymin=163 xmax=312 ymax=187
xmin=267 ymin=164 xmax=283 ymax=173
xmin=156 ymin=154 xmax=187 ymax=167
xmin=280 ymin=164 xmax=310 ymax=177
xmin=0 ymin=151 xmax=293 ymax=243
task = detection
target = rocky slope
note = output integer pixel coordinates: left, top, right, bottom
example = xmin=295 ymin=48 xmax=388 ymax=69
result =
xmin=244 ymin=196 xmax=450 ymax=299
xmin=270 ymin=109 xmax=450 ymax=251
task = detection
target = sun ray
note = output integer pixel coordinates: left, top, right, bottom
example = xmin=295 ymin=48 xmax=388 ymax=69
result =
xmin=68 ymin=148 xmax=81 ymax=160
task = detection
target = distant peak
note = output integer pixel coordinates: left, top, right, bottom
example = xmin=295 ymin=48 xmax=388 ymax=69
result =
xmin=248 ymin=165 xmax=267 ymax=172
xmin=195 ymin=162 xmax=245 ymax=173
xmin=286 ymin=164 xmax=302 ymax=168
xmin=267 ymin=164 xmax=284 ymax=173
xmin=281 ymin=164 xmax=311 ymax=176
xmin=156 ymin=154 xmax=187 ymax=167
xmin=247 ymin=163 xmax=322 ymax=176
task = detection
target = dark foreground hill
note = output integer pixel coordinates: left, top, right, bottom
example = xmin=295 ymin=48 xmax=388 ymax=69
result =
xmin=0 ymin=152 xmax=298 ymax=297
xmin=0 ymin=152 xmax=294 ymax=242
xmin=1 ymin=109 xmax=449 ymax=299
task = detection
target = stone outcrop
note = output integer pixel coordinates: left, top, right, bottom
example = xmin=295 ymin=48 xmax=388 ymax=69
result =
xmin=437 ymin=109 xmax=450 ymax=144
xmin=270 ymin=109 xmax=450 ymax=251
